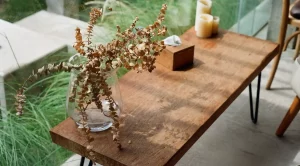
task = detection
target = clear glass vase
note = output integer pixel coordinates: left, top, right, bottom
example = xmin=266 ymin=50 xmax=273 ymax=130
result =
xmin=66 ymin=55 xmax=122 ymax=132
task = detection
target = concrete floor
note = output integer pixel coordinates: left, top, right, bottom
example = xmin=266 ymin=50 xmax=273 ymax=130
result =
xmin=177 ymin=26 xmax=300 ymax=166
xmin=62 ymin=26 xmax=300 ymax=166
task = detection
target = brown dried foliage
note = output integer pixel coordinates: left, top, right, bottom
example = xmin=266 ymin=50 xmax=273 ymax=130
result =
xmin=15 ymin=4 xmax=168 ymax=162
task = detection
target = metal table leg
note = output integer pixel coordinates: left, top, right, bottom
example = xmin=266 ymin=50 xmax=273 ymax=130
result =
xmin=80 ymin=156 xmax=94 ymax=166
xmin=248 ymin=72 xmax=262 ymax=124
xmin=88 ymin=160 xmax=93 ymax=166
xmin=80 ymin=156 xmax=85 ymax=166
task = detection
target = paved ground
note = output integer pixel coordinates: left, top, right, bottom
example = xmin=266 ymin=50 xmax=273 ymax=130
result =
xmin=177 ymin=26 xmax=300 ymax=166
xmin=62 ymin=26 xmax=300 ymax=166
xmin=15 ymin=11 xmax=111 ymax=46
xmin=0 ymin=19 xmax=66 ymax=75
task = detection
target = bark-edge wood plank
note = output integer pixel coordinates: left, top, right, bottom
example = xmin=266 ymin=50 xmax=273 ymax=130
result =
xmin=50 ymin=28 xmax=279 ymax=166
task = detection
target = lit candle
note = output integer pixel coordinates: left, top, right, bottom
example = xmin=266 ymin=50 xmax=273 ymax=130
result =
xmin=195 ymin=0 xmax=212 ymax=31
xmin=196 ymin=14 xmax=213 ymax=38
xmin=212 ymin=16 xmax=220 ymax=34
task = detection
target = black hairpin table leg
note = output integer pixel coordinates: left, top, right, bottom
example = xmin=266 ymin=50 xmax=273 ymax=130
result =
xmin=80 ymin=156 xmax=94 ymax=166
xmin=80 ymin=156 xmax=85 ymax=166
xmin=88 ymin=160 xmax=93 ymax=166
xmin=248 ymin=72 xmax=262 ymax=124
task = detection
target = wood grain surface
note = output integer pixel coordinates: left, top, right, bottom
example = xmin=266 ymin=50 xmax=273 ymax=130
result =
xmin=50 ymin=28 xmax=279 ymax=166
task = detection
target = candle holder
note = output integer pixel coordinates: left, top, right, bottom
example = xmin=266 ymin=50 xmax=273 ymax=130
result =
xmin=194 ymin=0 xmax=220 ymax=38
xmin=195 ymin=0 xmax=212 ymax=31
xmin=212 ymin=16 xmax=220 ymax=35
xmin=196 ymin=14 xmax=213 ymax=38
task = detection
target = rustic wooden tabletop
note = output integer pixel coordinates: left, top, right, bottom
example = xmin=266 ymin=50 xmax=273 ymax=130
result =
xmin=51 ymin=28 xmax=279 ymax=166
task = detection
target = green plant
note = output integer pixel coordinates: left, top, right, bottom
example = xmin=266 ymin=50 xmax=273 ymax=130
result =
xmin=82 ymin=0 xmax=244 ymax=34
xmin=84 ymin=0 xmax=131 ymax=22
xmin=0 ymin=0 xmax=46 ymax=22
xmin=1 ymin=72 xmax=72 ymax=166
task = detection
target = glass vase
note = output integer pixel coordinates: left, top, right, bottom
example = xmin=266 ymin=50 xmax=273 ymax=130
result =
xmin=66 ymin=55 xmax=122 ymax=132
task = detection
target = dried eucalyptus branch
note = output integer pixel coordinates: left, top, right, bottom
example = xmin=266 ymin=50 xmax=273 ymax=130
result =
xmin=71 ymin=4 xmax=167 ymax=150
xmin=15 ymin=63 xmax=82 ymax=115
xmin=15 ymin=4 xmax=168 ymax=163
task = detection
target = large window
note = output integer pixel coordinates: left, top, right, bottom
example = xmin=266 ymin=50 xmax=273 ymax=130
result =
xmin=0 ymin=0 xmax=272 ymax=165
xmin=236 ymin=0 xmax=271 ymax=36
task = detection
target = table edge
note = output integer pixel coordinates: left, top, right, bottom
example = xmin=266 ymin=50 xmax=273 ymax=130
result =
xmin=50 ymin=36 xmax=280 ymax=166
xmin=164 ymin=42 xmax=280 ymax=165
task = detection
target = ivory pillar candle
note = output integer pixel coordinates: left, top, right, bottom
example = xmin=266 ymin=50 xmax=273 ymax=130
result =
xmin=196 ymin=14 xmax=213 ymax=38
xmin=212 ymin=16 xmax=220 ymax=34
xmin=195 ymin=0 xmax=212 ymax=31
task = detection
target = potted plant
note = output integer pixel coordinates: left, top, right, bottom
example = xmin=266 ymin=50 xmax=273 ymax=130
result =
xmin=15 ymin=4 xmax=167 ymax=162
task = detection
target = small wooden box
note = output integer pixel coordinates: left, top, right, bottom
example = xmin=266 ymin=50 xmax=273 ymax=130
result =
xmin=156 ymin=40 xmax=194 ymax=70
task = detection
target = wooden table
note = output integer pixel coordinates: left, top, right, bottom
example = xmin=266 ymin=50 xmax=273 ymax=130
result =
xmin=50 ymin=28 xmax=279 ymax=166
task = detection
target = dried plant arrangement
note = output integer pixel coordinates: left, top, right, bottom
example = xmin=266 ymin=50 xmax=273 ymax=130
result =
xmin=15 ymin=3 xmax=167 ymax=162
